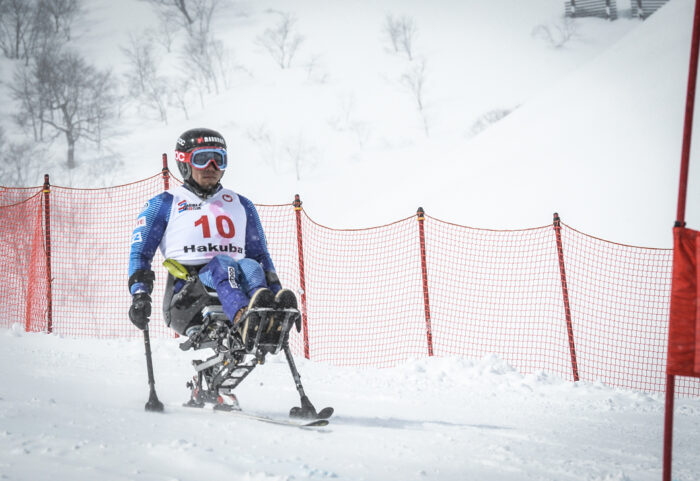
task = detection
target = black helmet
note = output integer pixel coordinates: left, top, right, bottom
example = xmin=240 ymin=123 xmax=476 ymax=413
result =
xmin=174 ymin=128 xmax=227 ymax=196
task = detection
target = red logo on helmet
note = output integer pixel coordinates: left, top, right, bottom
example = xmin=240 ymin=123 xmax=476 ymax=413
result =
xmin=197 ymin=137 xmax=204 ymax=144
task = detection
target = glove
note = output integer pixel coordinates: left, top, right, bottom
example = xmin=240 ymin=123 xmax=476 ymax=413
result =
xmin=129 ymin=292 xmax=152 ymax=330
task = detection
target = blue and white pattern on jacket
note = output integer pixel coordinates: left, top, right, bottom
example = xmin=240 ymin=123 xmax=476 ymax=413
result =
xmin=239 ymin=195 xmax=276 ymax=276
xmin=128 ymin=192 xmax=173 ymax=294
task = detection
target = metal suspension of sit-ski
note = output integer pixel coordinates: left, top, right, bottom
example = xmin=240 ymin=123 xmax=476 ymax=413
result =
xmin=182 ymin=304 xmax=292 ymax=407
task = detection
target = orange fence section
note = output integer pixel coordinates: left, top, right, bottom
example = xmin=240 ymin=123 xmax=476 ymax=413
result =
xmin=1 ymin=173 xmax=699 ymax=397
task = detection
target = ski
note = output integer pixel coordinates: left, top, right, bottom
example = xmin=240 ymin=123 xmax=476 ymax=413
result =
xmin=228 ymin=409 xmax=330 ymax=428
xmin=182 ymin=402 xmax=330 ymax=427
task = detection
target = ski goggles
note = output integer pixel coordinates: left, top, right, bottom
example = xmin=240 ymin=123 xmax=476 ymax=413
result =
xmin=177 ymin=147 xmax=228 ymax=170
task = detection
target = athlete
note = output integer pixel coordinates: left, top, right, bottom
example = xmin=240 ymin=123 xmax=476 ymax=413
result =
xmin=127 ymin=127 xmax=296 ymax=337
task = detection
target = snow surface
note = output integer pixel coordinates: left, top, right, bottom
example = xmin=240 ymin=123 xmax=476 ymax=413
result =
xmin=1 ymin=325 xmax=699 ymax=481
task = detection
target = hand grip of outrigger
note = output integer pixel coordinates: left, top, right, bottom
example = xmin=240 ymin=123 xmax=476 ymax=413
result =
xmin=163 ymin=258 xmax=192 ymax=281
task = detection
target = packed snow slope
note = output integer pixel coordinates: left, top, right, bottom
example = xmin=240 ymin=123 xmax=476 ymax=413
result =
xmin=1 ymin=326 xmax=699 ymax=481
xmin=2 ymin=0 xmax=697 ymax=247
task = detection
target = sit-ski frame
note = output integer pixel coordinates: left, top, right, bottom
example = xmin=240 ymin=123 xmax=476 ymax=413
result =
xmin=182 ymin=304 xmax=327 ymax=419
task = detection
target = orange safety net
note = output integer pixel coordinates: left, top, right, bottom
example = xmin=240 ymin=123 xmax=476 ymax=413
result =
xmin=667 ymin=227 xmax=700 ymax=378
xmin=1 ymin=193 xmax=49 ymax=332
xmin=1 ymin=173 xmax=698 ymax=397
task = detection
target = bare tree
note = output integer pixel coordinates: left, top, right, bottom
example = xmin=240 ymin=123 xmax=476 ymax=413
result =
xmin=11 ymin=60 xmax=46 ymax=141
xmin=142 ymin=0 xmax=195 ymax=28
xmin=154 ymin=11 xmax=176 ymax=52
xmin=285 ymin=133 xmax=315 ymax=181
xmin=122 ymin=33 xmax=169 ymax=123
xmin=141 ymin=0 xmax=231 ymax=101
xmin=11 ymin=48 xmax=118 ymax=169
xmin=384 ymin=14 xmax=417 ymax=61
xmin=170 ymin=78 xmax=193 ymax=119
xmin=39 ymin=0 xmax=81 ymax=40
xmin=303 ymin=53 xmax=329 ymax=84
xmin=211 ymin=38 xmax=236 ymax=89
xmin=143 ymin=0 xmax=225 ymax=36
xmin=328 ymin=95 xmax=370 ymax=149
xmin=257 ymin=11 xmax=304 ymax=69
xmin=186 ymin=30 xmax=219 ymax=95
xmin=532 ymin=18 xmax=577 ymax=49
xmin=247 ymin=123 xmax=279 ymax=172
xmin=400 ymin=58 xmax=429 ymax=136
xmin=0 ymin=0 xmax=79 ymax=62
xmin=0 ymin=127 xmax=46 ymax=187
xmin=0 ymin=0 xmax=37 ymax=60
xmin=179 ymin=0 xmax=227 ymax=95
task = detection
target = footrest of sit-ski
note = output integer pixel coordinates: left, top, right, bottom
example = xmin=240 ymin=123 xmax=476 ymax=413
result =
xmin=238 ymin=307 xmax=300 ymax=355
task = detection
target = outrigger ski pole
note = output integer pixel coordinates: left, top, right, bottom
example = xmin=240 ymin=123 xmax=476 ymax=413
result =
xmin=143 ymin=325 xmax=164 ymax=412
xmin=284 ymin=345 xmax=334 ymax=420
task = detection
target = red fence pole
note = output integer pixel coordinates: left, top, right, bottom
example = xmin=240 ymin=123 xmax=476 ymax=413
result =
xmin=162 ymin=153 xmax=170 ymax=190
xmin=553 ymin=213 xmax=579 ymax=382
xmin=665 ymin=2 xmax=700 ymax=479
xmin=417 ymin=207 xmax=434 ymax=356
xmin=42 ymin=174 xmax=53 ymax=334
xmin=663 ymin=374 xmax=676 ymax=481
xmin=294 ymin=194 xmax=310 ymax=359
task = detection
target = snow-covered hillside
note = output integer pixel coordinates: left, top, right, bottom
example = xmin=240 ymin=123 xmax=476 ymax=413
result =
xmin=2 ymin=0 xmax=696 ymax=247
xmin=1 ymin=326 xmax=699 ymax=481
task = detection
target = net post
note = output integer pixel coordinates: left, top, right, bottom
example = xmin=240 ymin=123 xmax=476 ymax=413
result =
xmin=162 ymin=153 xmax=170 ymax=190
xmin=662 ymin=374 xmax=676 ymax=481
xmin=42 ymin=174 xmax=53 ymax=334
xmin=416 ymin=207 xmax=434 ymax=356
xmin=665 ymin=2 xmax=700 ymax=477
xmin=293 ymin=194 xmax=310 ymax=359
xmin=553 ymin=213 xmax=579 ymax=381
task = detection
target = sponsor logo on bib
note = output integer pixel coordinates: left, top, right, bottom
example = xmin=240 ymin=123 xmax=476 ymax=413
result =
xmin=178 ymin=200 xmax=202 ymax=213
xmin=183 ymin=243 xmax=244 ymax=254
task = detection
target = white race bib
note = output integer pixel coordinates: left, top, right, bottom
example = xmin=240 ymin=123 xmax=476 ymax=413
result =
xmin=160 ymin=185 xmax=247 ymax=264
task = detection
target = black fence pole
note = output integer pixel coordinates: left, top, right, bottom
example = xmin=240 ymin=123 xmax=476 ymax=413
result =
xmin=42 ymin=174 xmax=53 ymax=334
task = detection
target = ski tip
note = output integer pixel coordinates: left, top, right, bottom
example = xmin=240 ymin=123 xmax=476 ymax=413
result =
xmin=317 ymin=407 xmax=334 ymax=419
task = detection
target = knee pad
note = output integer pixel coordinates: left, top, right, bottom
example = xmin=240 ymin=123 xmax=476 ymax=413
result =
xmin=199 ymin=255 xmax=266 ymax=297
xmin=236 ymin=258 xmax=266 ymax=294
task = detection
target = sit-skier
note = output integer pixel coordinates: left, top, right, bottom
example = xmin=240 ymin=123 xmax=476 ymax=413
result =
xmin=127 ymin=127 xmax=299 ymax=409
